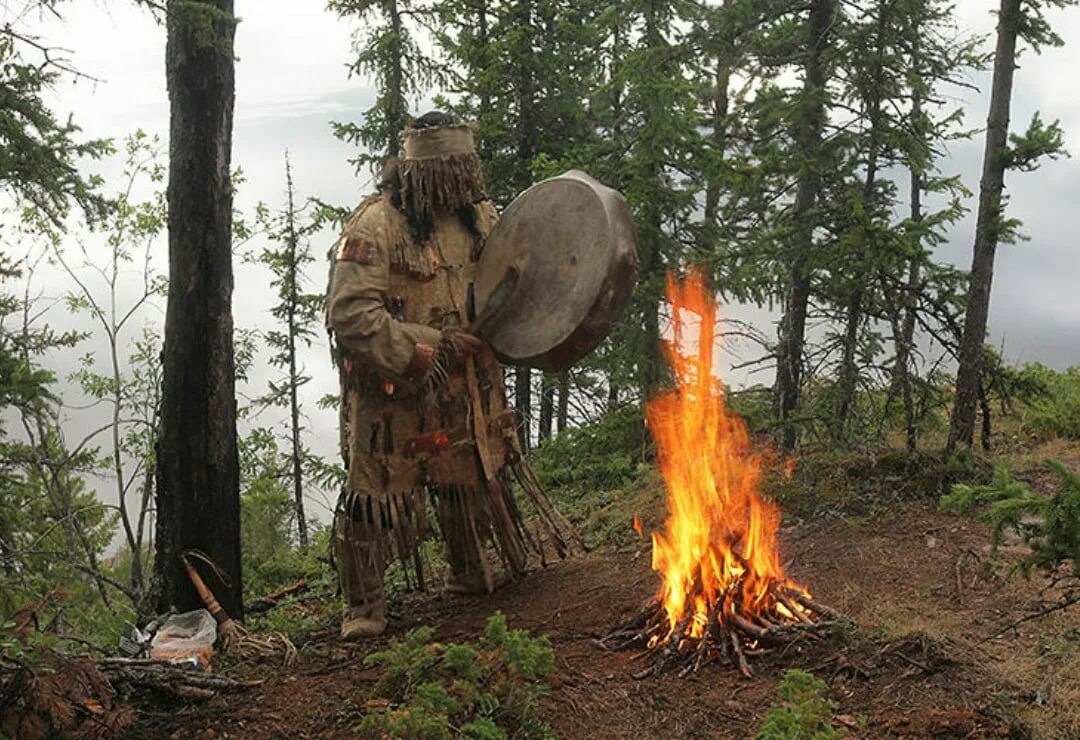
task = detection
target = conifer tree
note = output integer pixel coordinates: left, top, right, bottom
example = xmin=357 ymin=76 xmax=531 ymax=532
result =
xmin=947 ymin=0 xmax=1073 ymax=454
xmin=437 ymin=0 xmax=602 ymax=444
xmin=250 ymin=154 xmax=324 ymax=548
xmin=772 ymin=0 xmax=836 ymax=451
xmin=329 ymin=0 xmax=441 ymax=171
xmin=247 ymin=153 xmax=321 ymax=548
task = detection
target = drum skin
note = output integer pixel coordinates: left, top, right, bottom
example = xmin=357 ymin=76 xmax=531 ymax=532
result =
xmin=472 ymin=170 xmax=639 ymax=372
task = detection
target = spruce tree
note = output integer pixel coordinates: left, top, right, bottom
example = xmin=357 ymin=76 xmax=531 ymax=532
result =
xmin=772 ymin=0 xmax=836 ymax=451
xmin=947 ymin=0 xmax=1073 ymax=454
xmin=250 ymin=154 xmax=324 ymax=549
xmin=329 ymin=0 xmax=442 ymax=171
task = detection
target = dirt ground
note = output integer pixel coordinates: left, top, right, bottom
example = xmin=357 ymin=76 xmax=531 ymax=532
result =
xmin=136 ymin=496 xmax=1079 ymax=739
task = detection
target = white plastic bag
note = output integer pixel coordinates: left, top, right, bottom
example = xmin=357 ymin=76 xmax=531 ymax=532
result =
xmin=149 ymin=609 xmax=217 ymax=667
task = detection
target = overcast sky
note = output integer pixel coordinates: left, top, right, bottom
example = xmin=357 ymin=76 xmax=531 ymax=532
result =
xmin=8 ymin=0 xmax=1080 ymax=526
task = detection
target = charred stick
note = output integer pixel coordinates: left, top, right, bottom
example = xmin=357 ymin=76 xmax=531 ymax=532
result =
xmin=784 ymin=588 xmax=842 ymax=621
xmin=775 ymin=589 xmax=814 ymax=625
xmin=730 ymin=631 xmax=751 ymax=678
xmin=731 ymin=614 xmax=768 ymax=641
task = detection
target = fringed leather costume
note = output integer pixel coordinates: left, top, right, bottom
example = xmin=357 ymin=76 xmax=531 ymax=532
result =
xmin=326 ymin=119 xmax=578 ymax=637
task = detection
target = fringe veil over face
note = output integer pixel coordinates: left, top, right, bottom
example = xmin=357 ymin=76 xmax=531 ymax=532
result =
xmin=399 ymin=122 xmax=486 ymax=239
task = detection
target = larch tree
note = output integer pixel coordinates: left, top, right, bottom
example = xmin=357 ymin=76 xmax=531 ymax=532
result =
xmin=436 ymin=0 xmax=602 ymax=446
xmin=772 ymin=0 xmax=836 ymax=451
xmin=155 ymin=0 xmax=243 ymax=618
xmin=250 ymin=153 xmax=325 ymax=549
xmin=329 ymin=0 xmax=441 ymax=172
xmin=947 ymin=0 xmax=1072 ymax=454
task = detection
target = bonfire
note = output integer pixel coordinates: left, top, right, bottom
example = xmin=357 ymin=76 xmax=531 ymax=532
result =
xmin=599 ymin=270 xmax=839 ymax=678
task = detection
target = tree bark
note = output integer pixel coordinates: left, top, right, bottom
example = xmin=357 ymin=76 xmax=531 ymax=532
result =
xmin=556 ymin=369 xmax=569 ymax=433
xmin=947 ymin=0 xmax=1021 ymax=454
xmin=155 ymin=0 xmax=243 ymax=620
xmin=538 ymin=374 xmax=555 ymax=443
xmin=772 ymin=0 xmax=833 ymax=451
xmin=835 ymin=0 xmax=891 ymax=442
xmin=514 ymin=368 xmax=531 ymax=452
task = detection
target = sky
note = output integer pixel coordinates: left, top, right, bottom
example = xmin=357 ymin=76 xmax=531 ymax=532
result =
xmin=6 ymin=0 xmax=1080 ymax=528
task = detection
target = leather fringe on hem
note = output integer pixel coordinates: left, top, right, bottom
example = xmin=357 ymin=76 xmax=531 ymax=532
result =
xmin=334 ymin=466 xmax=584 ymax=594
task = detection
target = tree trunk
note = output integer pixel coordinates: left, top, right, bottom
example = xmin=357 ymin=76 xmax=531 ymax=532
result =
xmin=947 ymin=0 xmax=1020 ymax=455
xmin=978 ymin=383 xmax=993 ymax=452
xmin=538 ymin=374 xmax=555 ymax=443
xmin=703 ymin=0 xmax=733 ymax=225
xmin=896 ymin=63 xmax=924 ymax=456
xmin=514 ymin=368 xmax=531 ymax=452
xmin=385 ymin=0 xmax=406 ymax=157
xmin=284 ymin=154 xmax=308 ymax=549
xmin=772 ymin=0 xmax=833 ymax=451
xmin=155 ymin=0 xmax=243 ymax=620
xmin=640 ymin=0 xmax=667 ymax=395
xmin=835 ymin=1 xmax=891 ymax=442
xmin=556 ymin=369 xmax=569 ymax=433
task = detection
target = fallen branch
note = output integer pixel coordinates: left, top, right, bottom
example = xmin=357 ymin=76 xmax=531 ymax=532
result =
xmin=99 ymin=658 xmax=262 ymax=700
xmin=246 ymin=578 xmax=310 ymax=615
xmin=993 ymin=591 xmax=1080 ymax=639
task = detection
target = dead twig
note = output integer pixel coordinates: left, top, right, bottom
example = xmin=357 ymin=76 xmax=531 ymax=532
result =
xmin=992 ymin=591 xmax=1080 ymax=639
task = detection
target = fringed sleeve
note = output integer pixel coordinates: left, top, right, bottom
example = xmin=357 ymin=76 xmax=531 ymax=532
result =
xmin=327 ymin=199 xmax=442 ymax=391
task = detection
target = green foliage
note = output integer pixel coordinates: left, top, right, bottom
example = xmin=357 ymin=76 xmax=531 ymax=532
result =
xmin=1015 ymin=365 xmax=1080 ymax=440
xmin=758 ymin=669 xmax=840 ymax=740
xmin=238 ymin=427 xmax=331 ymax=599
xmin=0 ymin=29 xmax=112 ymax=230
xmin=941 ymin=460 xmax=1080 ymax=577
xmin=328 ymin=0 xmax=443 ymax=170
xmin=243 ymin=154 xmax=335 ymax=547
xmin=530 ymin=404 xmax=648 ymax=492
xmin=360 ymin=612 xmax=555 ymax=739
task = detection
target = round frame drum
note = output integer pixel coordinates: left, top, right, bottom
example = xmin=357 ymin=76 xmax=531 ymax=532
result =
xmin=472 ymin=170 xmax=638 ymax=372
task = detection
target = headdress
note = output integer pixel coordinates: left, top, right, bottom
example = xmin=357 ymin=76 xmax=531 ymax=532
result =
xmin=399 ymin=120 xmax=486 ymax=238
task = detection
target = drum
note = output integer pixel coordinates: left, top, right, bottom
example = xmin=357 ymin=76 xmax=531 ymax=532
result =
xmin=471 ymin=170 xmax=638 ymax=372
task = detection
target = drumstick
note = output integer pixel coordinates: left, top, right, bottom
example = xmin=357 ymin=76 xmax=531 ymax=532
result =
xmin=468 ymin=267 xmax=519 ymax=336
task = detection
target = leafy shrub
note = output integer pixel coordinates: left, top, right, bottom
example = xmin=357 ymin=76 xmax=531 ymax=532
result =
xmin=360 ymin=612 xmax=556 ymax=739
xmin=941 ymin=459 xmax=1080 ymax=577
xmin=1016 ymin=365 xmax=1080 ymax=440
xmin=529 ymin=404 xmax=649 ymax=493
xmin=757 ymin=669 xmax=840 ymax=739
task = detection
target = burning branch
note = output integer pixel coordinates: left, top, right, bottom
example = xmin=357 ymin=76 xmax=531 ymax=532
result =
xmin=598 ymin=271 xmax=841 ymax=677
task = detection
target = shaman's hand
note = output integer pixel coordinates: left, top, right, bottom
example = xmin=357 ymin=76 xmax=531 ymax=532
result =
xmin=440 ymin=329 xmax=484 ymax=359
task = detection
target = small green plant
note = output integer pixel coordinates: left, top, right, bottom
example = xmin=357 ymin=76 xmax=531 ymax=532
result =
xmin=941 ymin=460 xmax=1080 ymax=577
xmin=757 ymin=669 xmax=840 ymax=739
xmin=359 ymin=612 xmax=556 ymax=739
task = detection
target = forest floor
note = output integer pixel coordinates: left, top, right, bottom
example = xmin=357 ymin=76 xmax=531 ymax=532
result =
xmin=137 ymin=452 xmax=1080 ymax=739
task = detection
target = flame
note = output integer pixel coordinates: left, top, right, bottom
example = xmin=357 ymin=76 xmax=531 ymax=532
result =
xmin=783 ymin=457 xmax=797 ymax=480
xmin=646 ymin=269 xmax=803 ymax=642
xmin=632 ymin=513 xmax=644 ymax=539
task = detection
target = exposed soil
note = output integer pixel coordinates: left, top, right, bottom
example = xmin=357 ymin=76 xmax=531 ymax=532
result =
xmin=136 ymin=499 xmax=1078 ymax=739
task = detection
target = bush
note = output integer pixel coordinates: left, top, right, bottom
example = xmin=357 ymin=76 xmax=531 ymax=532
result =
xmin=757 ymin=669 xmax=840 ymax=739
xmin=529 ymin=404 xmax=649 ymax=493
xmin=359 ymin=612 xmax=556 ymax=739
xmin=1016 ymin=365 xmax=1080 ymax=440
xmin=941 ymin=459 xmax=1080 ymax=577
